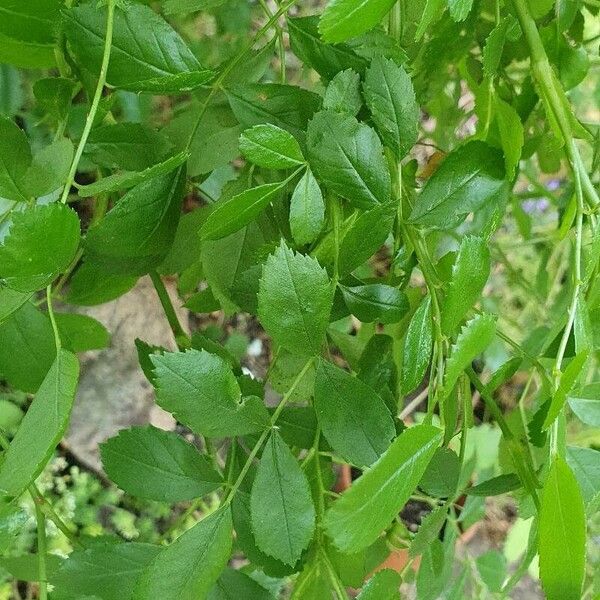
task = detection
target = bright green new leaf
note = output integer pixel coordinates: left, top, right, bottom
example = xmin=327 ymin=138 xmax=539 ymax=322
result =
xmin=539 ymin=457 xmax=586 ymax=600
xmin=483 ymin=16 xmax=519 ymax=77
xmin=409 ymin=141 xmax=506 ymax=229
xmin=401 ymin=296 xmax=433 ymax=396
xmin=55 ymin=313 xmax=110 ymax=353
xmin=448 ymin=0 xmax=474 ymax=21
xmin=339 ymin=283 xmax=409 ymax=324
xmin=363 ymin=56 xmax=419 ymax=158
xmin=314 ymin=359 xmax=395 ymax=467
xmin=239 ymin=124 xmax=304 ymax=169
xmin=323 ymin=69 xmax=362 ymax=116
xmin=441 ymin=236 xmax=490 ymax=335
xmin=251 ymin=431 xmax=315 ymax=565
xmin=289 ymin=169 xmax=325 ymax=246
xmin=443 ymin=313 xmax=497 ymax=397
xmin=51 ymin=542 xmax=161 ymax=600
xmin=151 ymin=349 xmax=269 ymax=437
xmin=324 ymin=424 xmax=442 ymax=552
xmin=0 ymin=203 xmax=80 ymax=292
xmin=135 ymin=507 xmax=232 ymax=599
xmin=0 ymin=350 xmax=79 ymax=499
xmin=0 ymin=116 xmax=31 ymax=201
xmin=319 ymin=0 xmax=398 ymax=43
xmin=64 ymin=3 xmax=213 ymax=93
xmin=101 ymin=425 xmax=222 ymax=502
xmin=84 ymin=165 xmax=186 ymax=275
xmin=568 ymin=383 xmax=600 ymax=426
xmin=494 ymin=96 xmax=524 ymax=178
xmin=357 ymin=569 xmax=400 ymax=599
xmin=201 ymin=182 xmax=285 ymax=241
xmin=566 ymin=446 xmax=600 ymax=512
xmin=258 ymin=242 xmax=333 ymax=356
xmin=465 ymin=473 xmax=522 ymax=496
xmin=307 ymin=110 xmax=390 ymax=209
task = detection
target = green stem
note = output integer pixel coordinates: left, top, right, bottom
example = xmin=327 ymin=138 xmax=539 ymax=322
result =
xmin=223 ymin=357 xmax=314 ymax=504
xmin=149 ymin=271 xmax=191 ymax=350
xmin=59 ymin=0 xmax=115 ymax=206
xmin=46 ymin=285 xmax=61 ymax=352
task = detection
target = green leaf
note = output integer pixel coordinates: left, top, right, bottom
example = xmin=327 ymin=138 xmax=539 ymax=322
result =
xmin=64 ymin=3 xmax=213 ymax=93
xmin=151 ymin=349 xmax=269 ymax=437
xmin=85 ymin=123 xmax=172 ymax=172
xmin=465 ymin=473 xmax=522 ymax=496
xmin=239 ymin=124 xmax=304 ymax=169
xmin=447 ymin=0 xmax=474 ymax=21
xmin=33 ymin=77 xmax=77 ymax=122
xmin=51 ymin=542 xmax=161 ymax=600
xmin=0 ymin=553 xmax=62 ymax=582
xmin=494 ymin=96 xmax=524 ymax=179
xmin=419 ymin=447 xmax=460 ymax=497
xmin=568 ymin=383 xmax=600 ymax=426
xmin=101 ymin=425 xmax=222 ymax=502
xmin=0 ymin=350 xmax=79 ymax=499
xmin=226 ymin=83 xmax=322 ymax=140
xmin=476 ymin=550 xmax=506 ymax=593
xmin=401 ymin=296 xmax=433 ymax=396
xmin=24 ymin=138 xmax=74 ymax=198
xmin=409 ymin=504 xmax=448 ymax=558
xmin=314 ymin=359 xmax=395 ymax=467
xmin=258 ymin=241 xmax=333 ymax=356
xmin=84 ymin=165 xmax=186 ymax=275
xmin=483 ymin=16 xmax=518 ymax=77
xmin=319 ymin=0 xmax=398 ymax=43
xmin=200 ymin=182 xmax=285 ymax=241
xmin=208 ymin=568 xmax=276 ymax=600
xmin=409 ymin=141 xmax=507 ymax=229
xmin=0 ymin=203 xmax=80 ymax=292
xmin=363 ymin=56 xmax=419 ymax=158
xmin=323 ymin=69 xmax=362 ymax=116
xmin=415 ymin=0 xmax=445 ymax=40
xmin=0 ymin=287 xmax=31 ymax=326
xmin=443 ymin=313 xmax=496 ymax=397
xmin=0 ymin=116 xmax=30 ymax=201
xmin=339 ymin=283 xmax=409 ymax=324
xmin=0 ymin=302 xmax=55 ymax=393
xmin=307 ymin=110 xmax=390 ymax=209
xmin=324 ymin=424 xmax=442 ymax=552
xmin=441 ymin=236 xmax=490 ymax=335
xmin=0 ymin=65 xmax=23 ymax=117
xmin=65 ymin=261 xmax=138 ymax=306
xmin=55 ymin=313 xmax=110 ymax=352
xmin=250 ymin=431 xmax=315 ymax=566
xmin=566 ymin=446 xmax=600 ymax=512
xmin=289 ymin=169 xmax=325 ymax=246
xmin=135 ymin=507 xmax=232 ymax=600
xmin=539 ymin=456 xmax=586 ymax=600
xmin=287 ymin=16 xmax=367 ymax=81
xmin=357 ymin=569 xmax=401 ymax=599
xmin=77 ymin=151 xmax=188 ymax=197
xmin=543 ymin=350 xmax=589 ymax=429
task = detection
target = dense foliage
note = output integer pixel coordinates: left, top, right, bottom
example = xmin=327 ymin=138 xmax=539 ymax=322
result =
xmin=0 ymin=0 xmax=599 ymax=598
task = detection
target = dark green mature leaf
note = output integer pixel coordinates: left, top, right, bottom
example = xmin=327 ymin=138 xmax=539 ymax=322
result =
xmin=135 ymin=507 xmax=232 ymax=600
xmin=208 ymin=568 xmax=276 ymax=600
xmin=287 ymin=16 xmax=367 ymax=80
xmin=409 ymin=505 xmax=447 ymax=558
xmin=201 ymin=182 xmax=285 ymax=241
xmin=0 ymin=203 xmax=80 ymax=292
xmin=539 ymin=457 xmax=586 ymax=600
xmin=151 ymin=349 xmax=269 ymax=437
xmin=314 ymin=359 xmax=395 ymax=467
xmin=0 ymin=287 xmax=31 ymax=326
xmin=357 ymin=569 xmax=400 ymax=599
xmin=226 ymin=83 xmax=322 ymax=140
xmin=0 ymin=553 xmax=62 ymax=582
xmin=444 ymin=313 xmax=496 ymax=397
xmin=319 ymin=0 xmax=397 ymax=43
xmin=258 ymin=242 xmax=333 ymax=356
xmin=465 ymin=473 xmax=522 ymax=496
xmin=289 ymin=169 xmax=325 ymax=246
xmin=441 ymin=236 xmax=490 ymax=335
xmin=323 ymin=69 xmax=362 ymax=115
xmin=363 ymin=56 xmax=419 ymax=158
xmin=0 ymin=350 xmax=79 ymax=499
xmin=251 ymin=431 xmax=315 ymax=565
xmin=24 ymin=138 xmax=74 ymax=198
xmin=33 ymin=77 xmax=77 ymax=122
xmin=307 ymin=110 xmax=390 ymax=209
xmin=64 ymin=3 xmax=213 ymax=93
xmin=65 ymin=262 xmax=138 ymax=306
xmin=0 ymin=302 xmax=55 ymax=393
xmin=494 ymin=96 xmax=524 ymax=179
xmin=419 ymin=447 xmax=460 ymax=497
xmin=324 ymin=424 xmax=442 ymax=552
xmin=85 ymin=165 xmax=186 ymax=275
xmin=568 ymin=383 xmax=600 ymax=426
xmin=566 ymin=446 xmax=600 ymax=512
xmin=51 ymin=542 xmax=160 ymax=600
xmin=85 ymin=123 xmax=172 ymax=172
xmin=401 ymin=296 xmax=433 ymax=396
xmin=340 ymin=283 xmax=409 ymax=324
xmin=0 ymin=117 xmax=30 ymax=201
xmin=101 ymin=426 xmax=222 ymax=502
xmin=239 ymin=124 xmax=304 ymax=169
xmin=409 ymin=141 xmax=506 ymax=229
xmin=56 ymin=313 xmax=110 ymax=352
